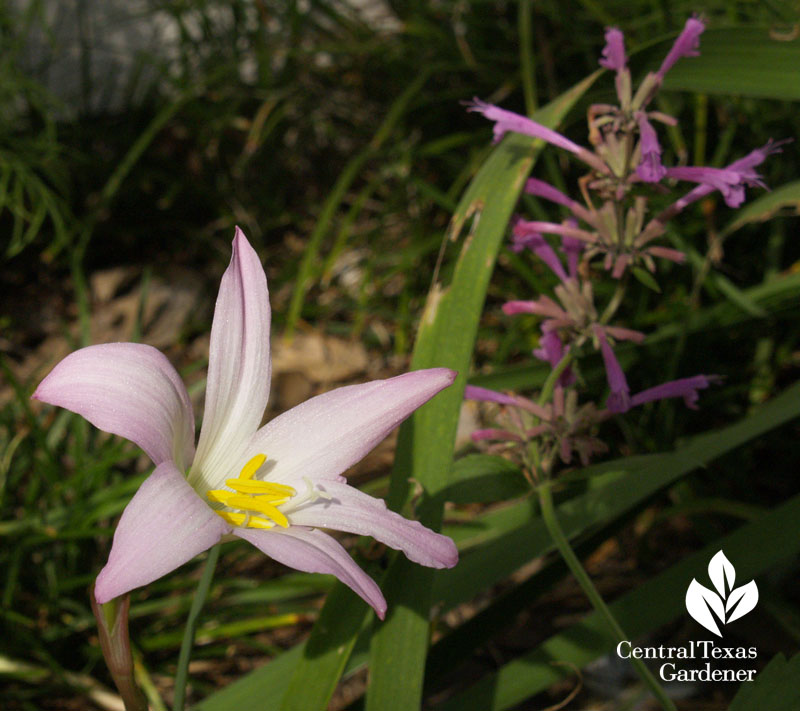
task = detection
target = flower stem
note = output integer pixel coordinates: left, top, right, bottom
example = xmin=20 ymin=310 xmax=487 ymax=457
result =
xmin=90 ymin=590 xmax=148 ymax=711
xmin=537 ymin=351 xmax=574 ymax=408
xmin=537 ymin=484 xmax=677 ymax=711
xmin=526 ymin=351 xmax=576 ymax=476
xmin=599 ymin=275 xmax=628 ymax=325
xmin=173 ymin=544 xmax=221 ymax=711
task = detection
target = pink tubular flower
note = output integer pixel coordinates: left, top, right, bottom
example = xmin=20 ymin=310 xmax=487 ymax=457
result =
xmin=635 ymin=112 xmax=666 ymax=182
xmin=560 ymin=235 xmax=583 ymax=279
xmin=513 ymin=218 xmax=598 ymax=246
xmin=503 ymin=296 xmax=568 ymax=321
xmin=599 ymin=27 xmax=627 ymax=71
xmin=463 ymin=385 xmax=519 ymax=407
xmin=625 ymin=375 xmax=718 ymax=412
xmin=665 ymin=166 xmax=752 ymax=208
xmin=512 ymin=223 xmax=569 ymax=282
xmin=640 ymin=140 xmax=787 ymax=241
xmin=464 ymin=384 xmax=549 ymax=419
xmin=33 ymin=228 xmax=458 ymax=618
xmin=656 ymin=17 xmax=705 ymax=79
xmin=594 ymin=326 xmax=631 ymax=413
xmin=467 ymin=99 xmax=610 ymax=174
xmin=533 ymin=331 xmax=576 ymax=387
xmin=524 ymin=179 xmax=597 ymax=226
xmin=596 ymin=327 xmax=716 ymax=414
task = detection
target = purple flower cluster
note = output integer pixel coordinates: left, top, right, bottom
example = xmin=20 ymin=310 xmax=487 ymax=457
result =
xmin=463 ymin=17 xmax=780 ymax=477
xmin=467 ymin=17 xmax=782 ymax=280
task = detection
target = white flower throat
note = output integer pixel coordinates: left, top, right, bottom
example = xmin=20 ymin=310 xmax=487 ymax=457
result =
xmin=206 ymin=453 xmax=330 ymax=529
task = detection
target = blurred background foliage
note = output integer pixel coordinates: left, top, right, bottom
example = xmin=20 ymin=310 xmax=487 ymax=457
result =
xmin=1 ymin=0 xmax=799 ymax=709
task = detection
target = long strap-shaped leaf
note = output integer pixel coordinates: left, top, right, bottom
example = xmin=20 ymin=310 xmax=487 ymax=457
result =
xmin=435 ymin=490 xmax=800 ymax=711
xmin=661 ymin=27 xmax=800 ymax=101
xmin=366 ymin=71 xmax=601 ymax=711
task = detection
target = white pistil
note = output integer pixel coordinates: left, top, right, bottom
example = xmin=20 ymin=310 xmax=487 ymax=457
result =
xmin=280 ymin=476 xmax=331 ymax=515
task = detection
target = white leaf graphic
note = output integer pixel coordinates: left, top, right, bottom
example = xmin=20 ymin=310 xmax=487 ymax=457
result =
xmin=686 ymin=579 xmax=725 ymax=636
xmin=726 ymin=580 xmax=759 ymax=623
xmin=708 ymin=550 xmax=735 ymax=598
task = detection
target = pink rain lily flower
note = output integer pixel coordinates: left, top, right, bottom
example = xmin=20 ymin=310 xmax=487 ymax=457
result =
xmin=33 ymin=228 xmax=458 ymax=618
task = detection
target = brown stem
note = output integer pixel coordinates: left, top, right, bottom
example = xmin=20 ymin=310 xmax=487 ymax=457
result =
xmin=90 ymin=586 xmax=148 ymax=711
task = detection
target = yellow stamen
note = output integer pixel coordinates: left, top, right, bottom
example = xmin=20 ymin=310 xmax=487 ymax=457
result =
xmin=206 ymin=489 xmax=234 ymax=505
xmin=247 ymin=515 xmax=276 ymax=529
xmin=206 ymin=452 xmax=295 ymax=530
xmin=225 ymin=494 xmax=290 ymax=528
xmin=208 ymin=488 xmax=290 ymax=506
xmin=215 ymin=511 xmax=247 ymax=527
xmin=239 ymin=453 xmax=267 ymax=480
xmin=213 ymin=510 xmax=276 ymax=529
xmin=225 ymin=479 xmax=296 ymax=497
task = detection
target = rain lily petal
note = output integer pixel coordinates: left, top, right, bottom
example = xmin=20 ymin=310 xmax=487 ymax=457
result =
xmin=285 ymin=481 xmax=458 ymax=569
xmin=94 ymin=461 xmax=228 ymax=603
xmin=237 ymin=526 xmax=387 ymax=618
xmin=192 ymin=227 xmax=272 ymax=491
xmin=599 ymin=27 xmax=627 ymax=71
xmin=242 ymin=369 xmax=456 ymax=487
xmin=636 ymin=112 xmax=666 ymax=182
xmin=629 ymin=375 xmax=718 ymax=410
xmin=656 ymin=17 xmax=705 ymax=79
xmin=33 ymin=343 xmax=194 ymax=470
